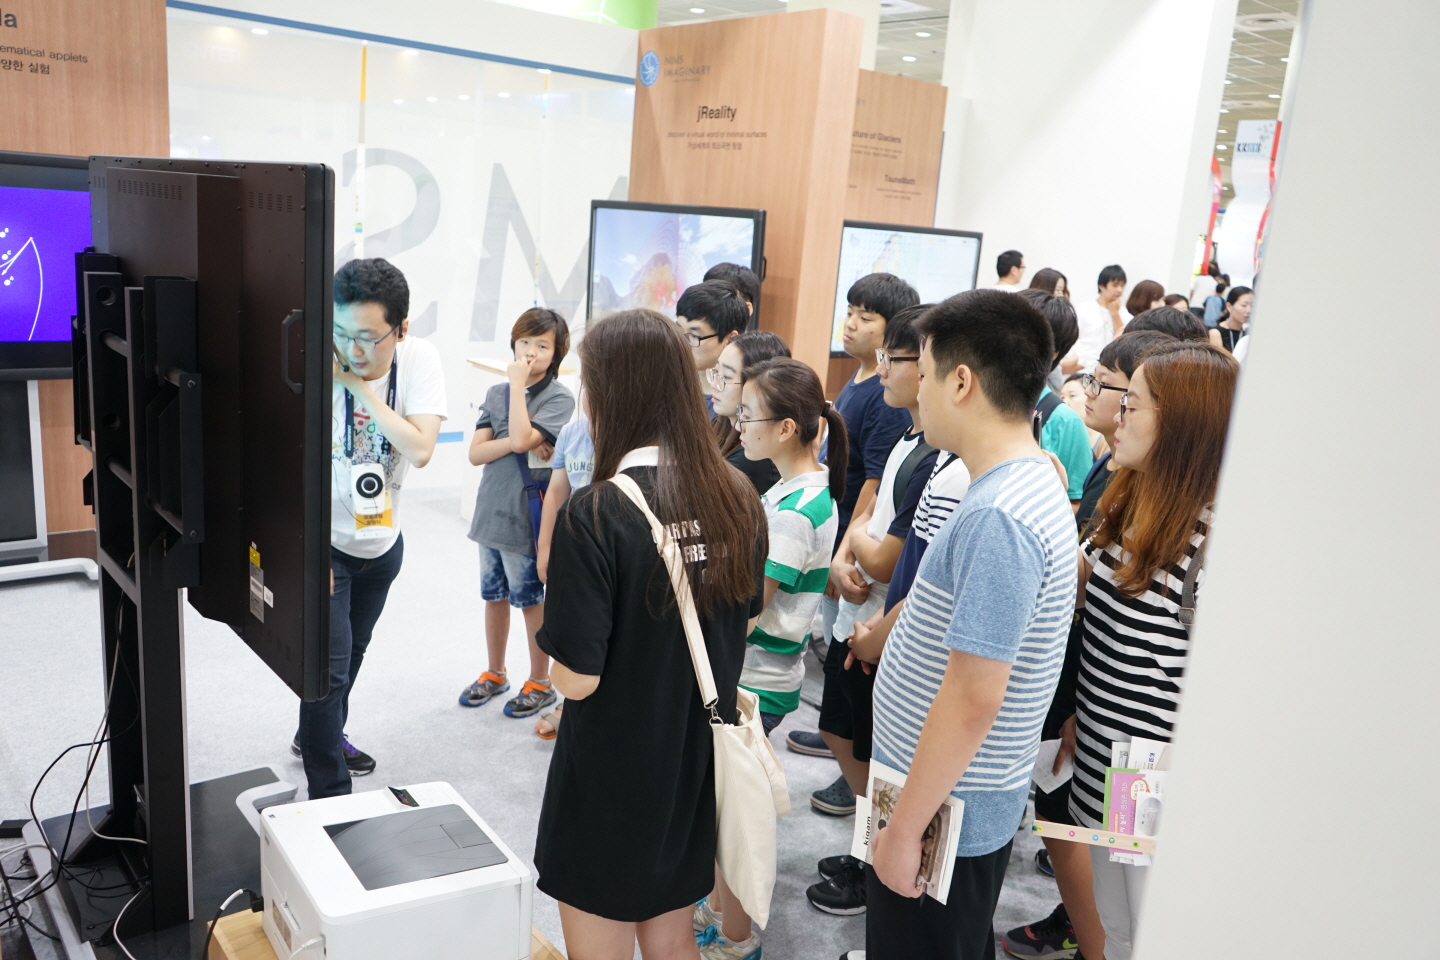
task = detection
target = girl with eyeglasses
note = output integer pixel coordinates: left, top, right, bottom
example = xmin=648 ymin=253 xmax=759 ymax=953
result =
xmin=1059 ymin=342 xmax=1238 ymax=960
xmin=707 ymin=330 xmax=792 ymax=495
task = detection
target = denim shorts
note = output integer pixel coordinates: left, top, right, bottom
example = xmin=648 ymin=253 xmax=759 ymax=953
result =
xmin=478 ymin=544 xmax=544 ymax=608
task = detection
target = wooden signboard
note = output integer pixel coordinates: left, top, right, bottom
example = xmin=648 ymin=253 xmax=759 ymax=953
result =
xmin=629 ymin=9 xmax=863 ymax=374
xmin=0 ymin=0 xmax=168 ymax=558
xmin=845 ymin=69 xmax=946 ymax=225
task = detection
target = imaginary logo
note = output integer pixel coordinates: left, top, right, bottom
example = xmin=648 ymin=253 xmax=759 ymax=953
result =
xmin=639 ymin=50 xmax=659 ymax=87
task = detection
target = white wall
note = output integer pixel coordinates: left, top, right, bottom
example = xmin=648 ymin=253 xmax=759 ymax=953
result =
xmin=936 ymin=0 xmax=1234 ymax=299
xmin=1135 ymin=1 xmax=1440 ymax=956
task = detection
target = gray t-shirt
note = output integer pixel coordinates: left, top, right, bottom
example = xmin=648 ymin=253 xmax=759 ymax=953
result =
xmin=467 ymin=374 xmax=576 ymax=555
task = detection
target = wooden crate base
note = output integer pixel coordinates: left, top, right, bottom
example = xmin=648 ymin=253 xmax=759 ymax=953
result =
xmin=210 ymin=908 xmax=565 ymax=960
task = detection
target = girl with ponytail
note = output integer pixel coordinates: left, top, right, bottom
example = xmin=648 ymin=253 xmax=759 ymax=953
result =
xmin=695 ymin=357 xmax=848 ymax=953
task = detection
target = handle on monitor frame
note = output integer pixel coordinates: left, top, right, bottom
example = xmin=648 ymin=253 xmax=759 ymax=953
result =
xmin=281 ymin=309 xmax=304 ymax=394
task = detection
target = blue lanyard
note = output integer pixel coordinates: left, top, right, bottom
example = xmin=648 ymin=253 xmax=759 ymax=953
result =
xmin=343 ymin=352 xmax=398 ymax=461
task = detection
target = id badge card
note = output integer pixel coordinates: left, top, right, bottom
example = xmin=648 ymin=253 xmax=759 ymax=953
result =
xmin=351 ymin=461 xmax=393 ymax=540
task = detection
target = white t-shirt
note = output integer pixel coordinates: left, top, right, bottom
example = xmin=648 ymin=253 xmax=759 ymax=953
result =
xmin=866 ymin=429 xmax=923 ymax=545
xmin=991 ymin=281 xmax=1025 ymax=293
xmin=330 ymin=336 xmax=448 ymax=558
xmin=1072 ymin=298 xmax=1119 ymax=374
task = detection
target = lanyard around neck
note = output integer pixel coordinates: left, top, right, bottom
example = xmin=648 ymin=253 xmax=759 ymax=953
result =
xmin=344 ymin=351 xmax=398 ymax=460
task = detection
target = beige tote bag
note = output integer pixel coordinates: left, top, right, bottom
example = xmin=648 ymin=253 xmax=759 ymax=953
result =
xmin=610 ymin=474 xmax=790 ymax=929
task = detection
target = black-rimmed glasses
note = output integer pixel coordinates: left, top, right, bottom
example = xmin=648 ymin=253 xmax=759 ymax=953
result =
xmin=685 ymin=331 xmax=719 ymax=348
xmin=1118 ymin=393 xmax=1155 ymax=424
xmin=1080 ymin=373 xmax=1126 ymax=398
xmin=875 ymin=349 xmax=920 ymax=372
xmin=334 ymin=325 xmax=399 ymax=352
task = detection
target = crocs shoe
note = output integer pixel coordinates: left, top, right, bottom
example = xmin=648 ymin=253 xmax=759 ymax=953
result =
xmin=459 ymin=672 xmax=510 ymax=707
xmin=786 ymin=730 xmax=834 ymax=758
xmin=503 ymin=679 xmax=558 ymax=718
xmin=810 ymin=775 xmax=856 ymax=816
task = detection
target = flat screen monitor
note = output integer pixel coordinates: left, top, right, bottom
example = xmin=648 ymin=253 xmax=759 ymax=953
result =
xmin=588 ymin=200 xmax=765 ymax=325
xmin=829 ymin=221 xmax=983 ymax=356
xmin=0 ymin=152 xmax=91 ymax=379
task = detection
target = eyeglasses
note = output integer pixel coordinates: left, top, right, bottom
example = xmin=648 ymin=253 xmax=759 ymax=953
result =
xmin=1080 ymin=373 xmax=1127 ymax=398
xmin=705 ymin=366 xmax=736 ymax=390
xmin=334 ymin=326 xmax=399 ymax=352
xmin=875 ymin=349 xmax=920 ymax=372
xmin=736 ymin=411 xmax=783 ymax=429
xmin=1118 ymin=393 xmax=1156 ymax=424
xmin=684 ymin=331 xmax=719 ymax=348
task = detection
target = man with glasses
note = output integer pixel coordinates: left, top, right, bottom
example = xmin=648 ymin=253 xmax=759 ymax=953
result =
xmin=298 ymin=258 xmax=447 ymax=800
xmin=677 ymin=279 xmax=750 ymax=417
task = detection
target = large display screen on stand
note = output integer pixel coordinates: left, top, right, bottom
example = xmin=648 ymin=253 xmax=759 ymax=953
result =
xmin=0 ymin=152 xmax=91 ymax=379
xmin=588 ymin=200 xmax=765 ymax=325
xmin=829 ymin=220 xmax=983 ymax=356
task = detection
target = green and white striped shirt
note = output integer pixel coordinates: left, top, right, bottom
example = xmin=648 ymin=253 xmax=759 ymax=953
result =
xmin=741 ymin=470 xmax=838 ymax=715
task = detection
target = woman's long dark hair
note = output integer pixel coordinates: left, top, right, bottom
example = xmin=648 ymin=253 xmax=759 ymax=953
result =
xmin=1089 ymin=342 xmax=1238 ymax=597
xmin=713 ymin=330 xmax=791 ymax=457
xmin=580 ymin=309 xmax=765 ymax=614
xmin=741 ymin=358 xmax=849 ymax=502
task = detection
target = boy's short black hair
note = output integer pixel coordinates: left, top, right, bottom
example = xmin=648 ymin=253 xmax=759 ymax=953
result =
xmin=335 ymin=258 xmax=409 ymax=328
xmin=703 ymin=262 xmax=760 ymax=311
xmin=1017 ymin=289 xmax=1079 ymax=369
xmin=510 ymin=307 xmax=571 ymax=378
xmin=1097 ymin=330 xmax=1175 ymax=379
xmin=996 ymin=249 xmax=1024 ymax=278
xmin=1097 ymin=264 xmax=1128 ymax=290
xmin=883 ymin=303 xmax=931 ymax=355
xmin=915 ymin=289 xmax=1053 ymax=421
xmin=1125 ymin=307 xmax=1209 ymax=343
xmin=847 ymin=272 xmax=921 ymax=323
xmin=676 ymin=280 xmax=749 ymax=339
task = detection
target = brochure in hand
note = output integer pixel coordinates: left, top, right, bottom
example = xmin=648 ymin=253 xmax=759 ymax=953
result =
xmin=1103 ymin=737 xmax=1171 ymax=865
xmin=850 ymin=760 xmax=965 ymax=904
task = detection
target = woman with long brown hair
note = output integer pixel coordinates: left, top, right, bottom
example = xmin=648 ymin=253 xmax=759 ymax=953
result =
xmin=1060 ymin=341 xmax=1238 ymax=960
xmin=532 ymin=309 xmax=767 ymax=959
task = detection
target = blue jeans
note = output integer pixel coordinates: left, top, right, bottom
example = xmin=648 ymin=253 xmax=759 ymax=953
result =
xmin=478 ymin=544 xmax=544 ymax=608
xmin=299 ymin=534 xmax=404 ymax=799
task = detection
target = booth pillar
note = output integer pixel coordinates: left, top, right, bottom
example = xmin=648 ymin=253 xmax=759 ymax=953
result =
xmin=935 ymin=0 xmax=1235 ymax=292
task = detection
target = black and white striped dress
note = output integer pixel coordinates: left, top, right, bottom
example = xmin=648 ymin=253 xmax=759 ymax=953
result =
xmin=1068 ymin=508 xmax=1211 ymax=828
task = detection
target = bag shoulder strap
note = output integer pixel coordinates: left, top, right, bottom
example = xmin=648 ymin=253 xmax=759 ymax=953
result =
xmin=504 ymin=384 xmax=542 ymax=495
xmin=609 ymin=473 xmax=722 ymax=715
xmin=1034 ymin=390 xmax=1065 ymax=431
xmin=1177 ymin=534 xmax=1208 ymax=633
xmin=891 ymin=434 xmax=937 ymax=514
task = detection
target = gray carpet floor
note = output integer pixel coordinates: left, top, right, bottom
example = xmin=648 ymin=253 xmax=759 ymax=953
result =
xmin=0 ymin=486 xmax=1059 ymax=959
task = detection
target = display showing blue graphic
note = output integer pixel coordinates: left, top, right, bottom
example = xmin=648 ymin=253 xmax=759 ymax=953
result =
xmin=639 ymin=51 xmax=660 ymax=87
xmin=0 ymin=185 xmax=91 ymax=344
xmin=590 ymin=206 xmax=757 ymax=320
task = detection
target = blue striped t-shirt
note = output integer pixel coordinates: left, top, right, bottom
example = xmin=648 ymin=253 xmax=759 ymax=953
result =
xmin=871 ymin=457 xmax=1078 ymax=857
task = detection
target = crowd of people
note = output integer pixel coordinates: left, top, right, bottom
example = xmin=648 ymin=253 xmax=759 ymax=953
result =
xmin=318 ymin=246 xmax=1249 ymax=960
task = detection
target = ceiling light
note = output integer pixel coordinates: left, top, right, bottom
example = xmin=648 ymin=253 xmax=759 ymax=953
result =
xmin=902 ymin=55 xmax=916 ymax=61
xmin=1280 ymin=57 xmax=1289 ymax=62
xmin=1217 ymin=144 xmax=1228 ymax=149
xmin=393 ymin=98 xmax=404 ymax=104
xmin=916 ymin=31 xmax=931 ymax=37
xmin=690 ymin=6 xmax=705 ymax=11
xmin=459 ymin=94 xmax=471 ymax=100
xmin=1223 ymin=79 xmax=1232 ymax=84
xmin=1217 ymin=128 xmax=1228 ymax=133
xmin=498 ymin=92 xmax=511 ymax=98
xmin=1268 ymin=93 xmax=1280 ymax=98
xmin=1219 ymin=108 xmax=1230 ymax=113
xmin=251 ymin=27 xmax=268 ymax=35
xmin=537 ymin=68 xmax=551 ymax=74
xmin=403 ymin=49 xmax=419 ymax=55
xmin=426 ymin=96 xmax=437 ymax=102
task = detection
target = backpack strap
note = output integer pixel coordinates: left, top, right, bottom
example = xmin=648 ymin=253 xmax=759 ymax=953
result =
xmin=1177 ymin=535 xmax=1208 ymax=634
xmin=1033 ymin=390 xmax=1065 ymax=436
xmin=891 ymin=432 xmax=937 ymax=514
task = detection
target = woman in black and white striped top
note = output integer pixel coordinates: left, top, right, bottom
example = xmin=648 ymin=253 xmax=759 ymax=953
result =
xmin=1060 ymin=342 xmax=1238 ymax=960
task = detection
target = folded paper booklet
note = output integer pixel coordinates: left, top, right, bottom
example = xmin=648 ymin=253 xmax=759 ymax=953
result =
xmin=1102 ymin=737 xmax=1171 ymax=865
xmin=850 ymin=760 xmax=965 ymax=904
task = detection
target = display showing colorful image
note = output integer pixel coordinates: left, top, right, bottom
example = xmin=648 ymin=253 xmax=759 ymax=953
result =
xmin=830 ymin=224 xmax=982 ymax=354
xmin=589 ymin=204 xmax=760 ymax=320
xmin=0 ymin=185 xmax=91 ymax=344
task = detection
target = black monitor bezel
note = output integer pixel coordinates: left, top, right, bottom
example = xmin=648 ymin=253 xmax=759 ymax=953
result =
xmin=0 ymin=151 xmax=91 ymax=380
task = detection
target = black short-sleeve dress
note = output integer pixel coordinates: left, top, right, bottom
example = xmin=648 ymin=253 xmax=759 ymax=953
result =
xmin=533 ymin=464 xmax=765 ymax=922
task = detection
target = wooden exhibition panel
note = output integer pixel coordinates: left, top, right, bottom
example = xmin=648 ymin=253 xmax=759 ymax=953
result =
xmin=0 ymin=0 xmax=169 ymax=558
xmin=629 ymin=9 xmax=863 ymax=374
xmin=845 ymin=69 xmax=946 ymax=225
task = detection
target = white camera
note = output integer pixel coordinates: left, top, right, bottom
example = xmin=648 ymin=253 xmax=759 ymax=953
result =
xmin=351 ymin=461 xmax=388 ymax=518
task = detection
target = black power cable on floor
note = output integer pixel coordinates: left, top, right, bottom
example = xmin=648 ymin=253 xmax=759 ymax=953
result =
xmin=199 ymin=888 xmax=263 ymax=960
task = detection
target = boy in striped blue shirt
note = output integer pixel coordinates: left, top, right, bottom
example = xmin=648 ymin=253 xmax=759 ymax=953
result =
xmin=864 ymin=291 xmax=1077 ymax=960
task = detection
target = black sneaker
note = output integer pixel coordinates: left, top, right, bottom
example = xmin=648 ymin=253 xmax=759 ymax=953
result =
xmin=818 ymin=854 xmax=862 ymax=881
xmin=1002 ymin=902 xmax=1077 ymax=959
xmin=1035 ymin=847 xmax=1055 ymax=877
xmin=807 ymin=860 xmax=867 ymax=916
xmin=340 ymin=734 xmax=376 ymax=776
xmin=289 ymin=735 xmax=302 ymax=759
xmin=810 ymin=775 xmax=856 ymax=816
xmin=786 ymin=730 xmax=834 ymax=758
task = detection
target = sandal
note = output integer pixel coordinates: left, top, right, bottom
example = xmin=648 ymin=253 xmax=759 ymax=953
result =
xmin=535 ymin=707 xmax=563 ymax=741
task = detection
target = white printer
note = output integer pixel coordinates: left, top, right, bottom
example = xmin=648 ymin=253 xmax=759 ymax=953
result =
xmin=259 ymin=782 xmax=533 ymax=960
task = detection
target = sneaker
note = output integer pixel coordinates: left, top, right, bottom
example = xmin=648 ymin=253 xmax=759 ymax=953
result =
xmin=1002 ymin=903 xmax=1077 ymax=960
xmin=839 ymin=953 xmax=866 ymax=960
xmin=810 ymin=775 xmax=856 ymax=816
xmin=289 ymin=736 xmax=302 ymax=759
xmin=806 ymin=860 xmax=866 ymax=916
xmin=340 ymin=735 xmax=376 ymax=776
xmin=692 ymin=896 xmax=724 ymax=933
xmin=696 ymin=926 xmax=761 ymax=960
xmin=503 ymin=679 xmax=558 ymax=718
xmin=786 ymin=730 xmax=834 ymax=758
xmin=1035 ymin=847 xmax=1055 ymax=877
xmin=459 ymin=671 xmax=510 ymax=707
xmin=817 ymin=854 xmax=862 ymax=881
